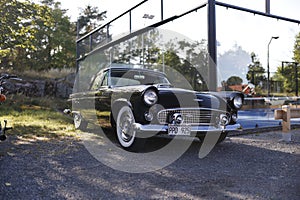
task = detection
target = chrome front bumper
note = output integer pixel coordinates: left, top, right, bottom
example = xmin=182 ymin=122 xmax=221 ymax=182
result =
xmin=133 ymin=123 xmax=242 ymax=133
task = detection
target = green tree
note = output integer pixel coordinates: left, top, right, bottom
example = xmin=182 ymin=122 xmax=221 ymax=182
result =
xmin=294 ymin=32 xmax=300 ymax=63
xmin=104 ymin=29 xmax=208 ymax=91
xmin=77 ymin=5 xmax=107 ymax=37
xmin=76 ymin=5 xmax=107 ymax=59
xmin=246 ymin=53 xmax=266 ymax=86
xmin=32 ymin=0 xmax=76 ymax=70
xmin=0 ymin=0 xmax=76 ymax=71
xmin=293 ymin=32 xmax=300 ymax=95
xmin=0 ymin=0 xmax=37 ymax=69
xmin=226 ymin=76 xmax=243 ymax=86
xmin=273 ymin=32 xmax=300 ymax=94
xmin=274 ymin=62 xmax=298 ymax=94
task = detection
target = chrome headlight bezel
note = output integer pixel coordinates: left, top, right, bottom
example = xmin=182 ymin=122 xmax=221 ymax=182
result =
xmin=232 ymin=95 xmax=243 ymax=109
xmin=143 ymin=89 xmax=158 ymax=106
xmin=228 ymin=93 xmax=244 ymax=110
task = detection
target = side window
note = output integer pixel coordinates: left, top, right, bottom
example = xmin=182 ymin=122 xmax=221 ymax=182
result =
xmin=101 ymin=71 xmax=109 ymax=86
xmin=91 ymin=71 xmax=108 ymax=90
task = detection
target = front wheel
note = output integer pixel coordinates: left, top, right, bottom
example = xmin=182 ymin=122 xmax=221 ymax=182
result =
xmin=115 ymin=106 xmax=145 ymax=151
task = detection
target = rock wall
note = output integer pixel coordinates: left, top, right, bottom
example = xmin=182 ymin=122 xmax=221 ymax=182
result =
xmin=3 ymin=73 xmax=75 ymax=98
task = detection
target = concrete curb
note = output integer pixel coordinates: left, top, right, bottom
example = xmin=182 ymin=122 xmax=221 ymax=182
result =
xmin=229 ymin=124 xmax=300 ymax=137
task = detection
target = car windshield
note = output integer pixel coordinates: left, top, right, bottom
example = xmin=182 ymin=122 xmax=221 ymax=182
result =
xmin=110 ymin=69 xmax=170 ymax=87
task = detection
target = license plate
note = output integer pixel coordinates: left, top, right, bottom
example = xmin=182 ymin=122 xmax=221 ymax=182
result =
xmin=168 ymin=124 xmax=191 ymax=136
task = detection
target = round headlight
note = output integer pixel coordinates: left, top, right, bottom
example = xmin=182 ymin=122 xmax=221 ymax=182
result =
xmin=143 ymin=89 xmax=158 ymax=106
xmin=233 ymin=95 xmax=243 ymax=109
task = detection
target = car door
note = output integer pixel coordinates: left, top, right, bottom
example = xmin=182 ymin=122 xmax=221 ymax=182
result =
xmin=92 ymin=70 xmax=112 ymax=127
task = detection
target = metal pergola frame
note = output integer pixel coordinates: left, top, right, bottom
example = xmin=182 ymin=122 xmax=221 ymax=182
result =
xmin=76 ymin=0 xmax=300 ymax=91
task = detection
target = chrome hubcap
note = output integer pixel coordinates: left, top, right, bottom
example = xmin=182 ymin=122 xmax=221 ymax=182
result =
xmin=119 ymin=111 xmax=134 ymax=142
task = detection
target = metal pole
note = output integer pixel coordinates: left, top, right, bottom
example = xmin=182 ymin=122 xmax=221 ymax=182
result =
xmin=162 ymin=51 xmax=165 ymax=73
xmin=106 ymin=24 xmax=110 ymax=41
xmin=265 ymin=0 xmax=270 ymax=14
xmin=267 ymin=36 xmax=279 ymax=97
xmin=129 ymin=11 xmax=132 ymax=33
xmin=142 ymin=33 xmax=144 ymax=67
xmin=207 ymin=0 xmax=217 ymax=91
xmin=76 ymin=19 xmax=80 ymax=39
xmin=161 ymin=0 xmax=164 ymax=21
xmin=76 ymin=19 xmax=80 ymax=73
xmin=295 ymin=62 xmax=299 ymax=96
xmin=267 ymin=40 xmax=270 ymax=97
xmin=89 ymin=35 xmax=93 ymax=51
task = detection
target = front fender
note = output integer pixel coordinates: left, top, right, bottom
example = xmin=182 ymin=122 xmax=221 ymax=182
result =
xmin=112 ymin=98 xmax=133 ymax=108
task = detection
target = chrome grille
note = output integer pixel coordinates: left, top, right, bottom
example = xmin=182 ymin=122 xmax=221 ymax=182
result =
xmin=157 ymin=108 xmax=222 ymax=125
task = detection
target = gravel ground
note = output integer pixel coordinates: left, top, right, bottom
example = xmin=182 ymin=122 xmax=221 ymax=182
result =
xmin=0 ymin=129 xmax=299 ymax=200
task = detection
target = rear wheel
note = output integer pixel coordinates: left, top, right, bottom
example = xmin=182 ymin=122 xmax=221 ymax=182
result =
xmin=73 ymin=113 xmax=88 ymax=131
xmin=115 ymin=106 xmax=145 ymax=151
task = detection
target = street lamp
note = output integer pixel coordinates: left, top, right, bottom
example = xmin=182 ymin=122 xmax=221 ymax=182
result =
xmin=267 ymin=36 xmax=279 ymax=97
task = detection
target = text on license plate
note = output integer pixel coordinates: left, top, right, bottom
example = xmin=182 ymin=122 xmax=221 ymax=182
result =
xmin=168 ymin=124 xmax=191 ymax=136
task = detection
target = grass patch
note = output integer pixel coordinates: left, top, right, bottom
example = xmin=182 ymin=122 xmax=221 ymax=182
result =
xmin=1 ymin=94 xmax=76 ymax=140
xmin=4 ymin=94 xmax=70 ymax=111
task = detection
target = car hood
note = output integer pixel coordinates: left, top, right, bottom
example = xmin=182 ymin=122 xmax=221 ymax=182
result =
xmin=157 ymin=87 xmax=223 ymax=110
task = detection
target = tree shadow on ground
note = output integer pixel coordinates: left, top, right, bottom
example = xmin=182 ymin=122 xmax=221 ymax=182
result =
xmin=0 ymin=130 xmax=299 ymax=199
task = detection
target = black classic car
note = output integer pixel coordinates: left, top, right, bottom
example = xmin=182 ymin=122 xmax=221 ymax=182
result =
xmin=70 ymin=66 xmax=244 ymax=150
